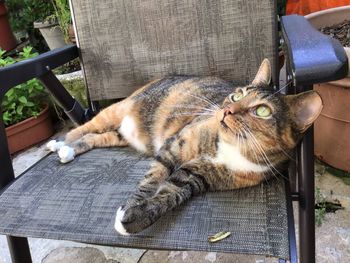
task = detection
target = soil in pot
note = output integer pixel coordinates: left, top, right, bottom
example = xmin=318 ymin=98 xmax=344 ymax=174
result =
xmin=320 ymin=20 xmax=350 ymax=47
xmin=5 ymin=104 xmax=54 ymax=154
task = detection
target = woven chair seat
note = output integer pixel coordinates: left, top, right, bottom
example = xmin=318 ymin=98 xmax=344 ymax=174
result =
xmin=0 ymin=147 xmax=289 ymax=259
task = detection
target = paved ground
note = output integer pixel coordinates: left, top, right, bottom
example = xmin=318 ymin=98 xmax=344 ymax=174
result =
xmin=1 ymin=124 xmax=350 ymax=263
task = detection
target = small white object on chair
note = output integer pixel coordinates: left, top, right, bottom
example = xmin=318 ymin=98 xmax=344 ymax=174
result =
xmin=46 ymin=140 xmax=65 ymax=152
xmin=58 ymin=146 xmax=75 ymax=163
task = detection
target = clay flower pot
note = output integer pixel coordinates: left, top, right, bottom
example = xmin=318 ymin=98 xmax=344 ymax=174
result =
xmin=0 ymin=1 xmax=17 ymax=51
xmin=5 ymin=104 xmax=54 ymax=154
xmin=306 ymin=6 xmax=350 ymax=172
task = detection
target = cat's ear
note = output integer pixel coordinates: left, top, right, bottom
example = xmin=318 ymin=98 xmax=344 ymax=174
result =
xmin=285 ymin=91 xmax=323 ymax=132
xmin=252 ymin=58 xmax=271 ymax=86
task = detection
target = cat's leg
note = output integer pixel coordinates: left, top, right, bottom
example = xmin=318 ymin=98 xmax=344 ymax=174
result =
xmin=114 ymin=166 xmax=208 ymax=235
xmin=65 ymin=104 xmax=126 ymax=143
xmin=47 ymin=102 xmax=127 ymax=153
xmin=58 ymin=131 xmax=128 ymax=163
xmin=125 ymin=161 xmax=171 ymax=207
xmin=46 ymin=101 xmax=127 ymax=152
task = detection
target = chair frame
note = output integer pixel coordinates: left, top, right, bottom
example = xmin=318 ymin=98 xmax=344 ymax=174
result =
xmin=0 ymin=15 xmax=348 ymax=263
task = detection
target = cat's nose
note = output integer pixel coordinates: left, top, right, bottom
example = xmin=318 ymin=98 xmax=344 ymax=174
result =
xmin=224 ymin=104 xmax=239 ymax=116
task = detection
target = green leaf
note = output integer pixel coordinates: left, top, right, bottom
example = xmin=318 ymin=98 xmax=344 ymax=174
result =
xmin=3 ymin=111 xmax=10 ymax=120
xmin=18 ymin=96 xmax=27 ymax=104
xmin=26 ymin=101 xmax=35 ymax=107
xmin=16 ymin=105 xmax=23 ymax=115
xmin=34 ymin=83 xmax=44 ymax=91
xmin=0 ymin=49 xmax=6 ymax=58
xmin=5 ymin=89 xmax=14 ymax=97
xmin=0 ymin=45 xmax=46 ymax=126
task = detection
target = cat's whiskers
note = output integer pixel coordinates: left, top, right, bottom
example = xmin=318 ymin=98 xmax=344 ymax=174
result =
xmin=278 ymin=146 xmax=296 ymax=162
xmin=242 ymin=125 xmax=287 ymax=180
xmin=171 ymin=105 xmax=216 ymax=112
xmin=245 ymin=133 xmax=277 ymax=181
xmin=167 ymin=112 xmax=214 ymax=119
xmin=185 ymin=93 xmax=220 ymax=110
xmin=239 ymin=123 xmax=280 ymax=178
xmin=266 ymin=80 xmax=292 ymax=99
xmin=240 ymin=127 xmax=270 ymax=184
xmin=166 ymin=103 xmax=218 ymax=121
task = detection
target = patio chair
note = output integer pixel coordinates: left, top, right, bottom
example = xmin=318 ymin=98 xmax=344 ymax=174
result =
xmin=0 ymin=1 xmax=348 ymax=263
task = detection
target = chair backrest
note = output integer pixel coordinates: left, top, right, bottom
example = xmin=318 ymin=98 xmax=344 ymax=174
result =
xmin=70 ymin=0 xmax=278 ymax=101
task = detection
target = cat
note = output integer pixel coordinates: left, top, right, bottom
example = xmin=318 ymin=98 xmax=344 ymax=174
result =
xmin=46 ymin=59 xmax=323 ymax=235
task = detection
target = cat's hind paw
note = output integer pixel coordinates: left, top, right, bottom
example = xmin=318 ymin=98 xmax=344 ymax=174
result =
xmin=58 ymin=145 xmax=75 ymax=163
xmin=114 ymin=207 xmax=130 ymax=236
xmin=46 ymin=140 xmax=65 ymax=152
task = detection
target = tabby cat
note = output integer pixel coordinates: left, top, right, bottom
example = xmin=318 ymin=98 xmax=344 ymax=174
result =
xmin=47 ymin=59 xmax=323 ymax=235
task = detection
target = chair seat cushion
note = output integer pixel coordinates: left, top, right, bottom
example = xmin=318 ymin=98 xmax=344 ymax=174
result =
xmin=0 ymin=148 xmax=289 ymax=259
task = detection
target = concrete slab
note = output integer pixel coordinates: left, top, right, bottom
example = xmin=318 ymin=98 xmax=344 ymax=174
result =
xmin=315 ymin=171 xmax=350 ymax=263
xmin=138 ymin=250 xmax=277 ymax=263
xmin=42 ymin=247 xmax=119 ymax=263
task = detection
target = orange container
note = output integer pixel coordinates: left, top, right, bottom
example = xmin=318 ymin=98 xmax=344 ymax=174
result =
xmin=286 ymin=0 xmax=350 ymax=16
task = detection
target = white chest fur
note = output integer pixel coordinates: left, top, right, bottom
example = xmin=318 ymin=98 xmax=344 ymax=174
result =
xmin=214 ymin=140 xmax=269 ymax=173
xmin=119 ymin=116 xmax=147 ymax=152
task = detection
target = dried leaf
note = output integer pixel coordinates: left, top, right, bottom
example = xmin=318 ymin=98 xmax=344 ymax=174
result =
xmin=208 ymin=231 xmax=231 ymax=243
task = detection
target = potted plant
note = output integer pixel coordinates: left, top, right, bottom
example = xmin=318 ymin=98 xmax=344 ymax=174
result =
xmin=305 ymin=6 xmax=350 ymax=172
xmin=6 ymin=0 xmax=56 ymax=52
xmin=52 ymin=0 xmax=74 ymax=43
xmin=0 ymin=0 xmax=17 ymax=51
xmin=1 ymin=46 xmax=54 ymax=154
xmin=33 ymin=14 xmax=66 ymax=50
xmin=33 ymin=0 xmax=73 ymax=50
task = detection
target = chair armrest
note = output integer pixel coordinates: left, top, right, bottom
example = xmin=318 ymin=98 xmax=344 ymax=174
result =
xmin=0 ymin=45 xmax=78 ymax=98
xmin=0 ymin=44 xmax=91 ymax=125
xmin=281 ymin=15 xmax=348 ymax=86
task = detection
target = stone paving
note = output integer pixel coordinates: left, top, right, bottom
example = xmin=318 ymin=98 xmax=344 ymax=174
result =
xmin=1 ymin=126 xmax=350 ymax=263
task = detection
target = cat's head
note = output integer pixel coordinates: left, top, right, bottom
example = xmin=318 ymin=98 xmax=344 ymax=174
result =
xmin=216 ymin=59 xmax=323 ymax=165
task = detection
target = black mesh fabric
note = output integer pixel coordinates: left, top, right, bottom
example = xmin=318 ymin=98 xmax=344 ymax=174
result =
xmin=0 ymin=148 xmax=289 ymax=259
xmin=70 ymin=0 xmax=277 ymax=100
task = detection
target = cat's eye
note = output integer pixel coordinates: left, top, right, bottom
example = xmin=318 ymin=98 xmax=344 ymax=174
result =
xmin=229 ymin=92 xmax=244 ymax=102
xmin=255 ymin=105 xmax=271 ymax=117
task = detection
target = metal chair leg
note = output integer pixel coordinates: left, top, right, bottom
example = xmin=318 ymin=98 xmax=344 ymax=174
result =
xmin=0 ymin=115 xmax=33 ymax=263
xmin=298 ymin=126 xmax=315 ymax=263
xmin=285 ymin=179 xmax=298 ymax=263
xmin=7 ymin=236 xmax=32 ymax=263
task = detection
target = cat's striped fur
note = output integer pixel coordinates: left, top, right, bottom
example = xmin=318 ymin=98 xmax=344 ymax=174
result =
xmin=49 ymin=59 xmax=323 ymax=234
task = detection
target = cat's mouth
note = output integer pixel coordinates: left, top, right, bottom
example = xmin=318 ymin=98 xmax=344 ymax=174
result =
xmin=220 ymin=117 xmax=247 ymax=139
xmin=220 ymin=117 xmax=236 ymax=134
xmin=220 ymin=119 xmax=229 ymax=129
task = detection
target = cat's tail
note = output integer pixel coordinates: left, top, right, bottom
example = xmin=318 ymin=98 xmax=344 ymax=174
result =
xmin=114 ymin=169 xmax=207 ymax=235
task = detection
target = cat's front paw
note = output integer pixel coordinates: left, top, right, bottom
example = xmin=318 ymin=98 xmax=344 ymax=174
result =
xmin=114 ymin=207 xmax=130 ymax=235
xmin=46 ymin=140 xmax=65 ymax=152
xmin=114 ymin=204 xmax=154 ymax=235
xmin=58 ymin=145 xmax=75 ymax=163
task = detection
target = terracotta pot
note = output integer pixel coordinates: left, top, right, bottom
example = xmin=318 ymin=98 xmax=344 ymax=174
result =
xmin=0 ymin=2 xmax=17 ymax=51
xmin=305 ymin=6 xmax=350 ymax=172
xmin=5 ymin=104 xmax=54 ymax=154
